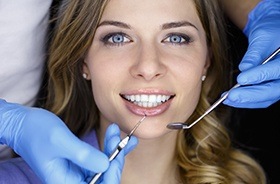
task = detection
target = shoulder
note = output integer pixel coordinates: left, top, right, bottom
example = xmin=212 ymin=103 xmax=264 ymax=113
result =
xmin=0 ymin=157 xmax=41 ymax=184
xmin=81 ymin=129 xmax=100 ymax=149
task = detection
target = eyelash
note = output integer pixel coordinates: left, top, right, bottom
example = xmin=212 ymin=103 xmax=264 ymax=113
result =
xmin=101 ymin=32 xmax=131 ymax=46
xmin=100 ymin=32 xmax=192 ymax=46
xmin=162 ymin=33 xmax=192 ymax=45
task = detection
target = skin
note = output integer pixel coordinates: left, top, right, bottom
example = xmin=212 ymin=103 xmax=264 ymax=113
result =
xmin=83 ymin=0 xmax=210 ymax=183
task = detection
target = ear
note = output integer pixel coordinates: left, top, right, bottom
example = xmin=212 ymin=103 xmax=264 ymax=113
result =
xmin=203 ymin=50 xmax=211 ymax=76
xmin=82 ymin=61 xmax=91 ymax=80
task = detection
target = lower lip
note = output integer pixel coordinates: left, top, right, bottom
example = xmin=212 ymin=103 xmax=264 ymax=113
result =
xmin=123 ymin=99 xmax=173 ymax=116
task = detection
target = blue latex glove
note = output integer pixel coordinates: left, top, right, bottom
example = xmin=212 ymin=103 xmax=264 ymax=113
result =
xmin=223 ymin=0 xmax=280 ymax=108
xmin=0 ymin=99 xmax=109 ymax=184
xmin=0 ymin=99 xmax=138 ymax=184
xmin=86 ymin=124 xmax=138 ymax=184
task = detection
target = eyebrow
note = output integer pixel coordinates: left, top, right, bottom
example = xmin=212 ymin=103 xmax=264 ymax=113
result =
xmin=162 ymin=21 xmax=198 ymax=30
xmin=98 ymin=20 xmax=131 ymax=29
xmin=98 ymin=20 xmax=198 ymax=30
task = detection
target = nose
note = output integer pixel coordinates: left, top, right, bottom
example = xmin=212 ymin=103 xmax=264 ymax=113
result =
xmin=130 ymin=44 xmax=167 ymax=81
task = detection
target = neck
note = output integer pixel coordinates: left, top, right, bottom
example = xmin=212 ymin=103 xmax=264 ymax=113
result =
xmin=121 ymin=132 xmax=180 ymax=184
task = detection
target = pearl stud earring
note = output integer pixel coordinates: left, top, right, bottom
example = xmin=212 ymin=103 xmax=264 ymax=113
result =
xmin=201 ymin=75 xmax=206 ymax=81
xmin=82 ymin=73 xmax=88 ymax=79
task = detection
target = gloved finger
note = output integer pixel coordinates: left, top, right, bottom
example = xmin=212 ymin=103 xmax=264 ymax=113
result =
xmin=105 ymin=134 xmax=121 ymax=157
xmin=237 ymin=58 xmax=280 ymax=85
xmin=223 ymin=80 xmax=280 ymax=108
xmin=100 ymin=124 xmax=138 ymax=184
xmin=0 ymin=99 xmax=27 ymax=146
xmin=101 ymin=137 xmax=138 ymax=184
xmin=104 ymin=124 xmax=121 ymax=155
xmin=100 ymin=158 xmax=123 ymax=184
xmin=239 ymin=40 xmax=270 ymax=71
xmin=100 ymin=123 xmax=139 ymax=183
xmin=93 ymin=124 xmax=123 ymax=184
xmin=240 ymin=22 xmax=280 ymax=71
xmin=101 ymin=137 xmax=126 ymax=184
xmin=122 ymin=135 xmax=138 ymax=155
xmin=104 ymin=124 xmax=138 ymax=156
xmin=224 ymin=97 xmax=275 ymax=108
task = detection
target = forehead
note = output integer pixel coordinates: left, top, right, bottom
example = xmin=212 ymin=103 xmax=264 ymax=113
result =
xmin=101 ymin=0 xmax=202 ymax=29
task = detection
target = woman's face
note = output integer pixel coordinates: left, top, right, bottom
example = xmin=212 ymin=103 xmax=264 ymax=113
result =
xmin=84 ymin=0 xmax=210 ymax=138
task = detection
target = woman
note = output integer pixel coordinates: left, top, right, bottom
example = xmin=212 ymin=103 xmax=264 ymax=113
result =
xmin=47 ymin=0 xmax=266 ymax=183
xmin=0 ymin=0 xmax=266 ymax=183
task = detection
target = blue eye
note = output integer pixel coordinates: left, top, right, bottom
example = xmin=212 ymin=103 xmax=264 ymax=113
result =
xmin=110 ymin=34 xmax=125 ymax=43
xmin=170 ymin=35 xmax=183 ymax=43
xmin=163 ymin=34 xmax=191 ymax=45
xmin=102 ymin=32 xmax=131 ymax=46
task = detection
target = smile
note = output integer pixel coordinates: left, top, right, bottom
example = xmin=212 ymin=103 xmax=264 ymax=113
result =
xmin=121 ymin=94 xmax=174 ymax=108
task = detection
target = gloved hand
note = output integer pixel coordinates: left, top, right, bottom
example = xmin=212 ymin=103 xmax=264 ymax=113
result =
xmin=86 ymin=124 xmax=138 ymax=184
xmin=0 ymin=99 xmax=138 ymax=184
xmin=223 ymin=0 xmax=280 ymax=108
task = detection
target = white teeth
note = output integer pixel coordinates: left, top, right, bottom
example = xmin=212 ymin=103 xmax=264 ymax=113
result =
xmin=124 ymin=94 xmax=171 ymax=107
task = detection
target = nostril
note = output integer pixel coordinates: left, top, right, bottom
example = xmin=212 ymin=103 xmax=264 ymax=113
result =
xmin=129 ymin=54 xmax=167 ymax=81
xmin=131 ymin=66 xmax=166 ymax=81
xmin=155 ymin=73 xmax=161 ymax=77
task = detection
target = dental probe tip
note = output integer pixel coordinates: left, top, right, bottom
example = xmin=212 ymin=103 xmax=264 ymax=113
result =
xmin=129 ymin=114 xmax=146 ymax=136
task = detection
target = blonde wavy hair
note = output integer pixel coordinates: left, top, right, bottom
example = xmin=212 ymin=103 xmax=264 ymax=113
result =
xmin=46 ymin=0 xmax=266 ymax=183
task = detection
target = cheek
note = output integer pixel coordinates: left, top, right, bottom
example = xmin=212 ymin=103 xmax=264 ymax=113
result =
xmin=87 ymin=57 xmax=126 ymax=113
xmin=176 ymin=79 xmax=202 ymax=122
xmin=87 ymin=48 xmax=129 ymax=81
xmin=86 ymin=50 xmax=123 ymax=86
xmin=86 ymin=61 xmax=112 ymax=104
xmin=90 ymin=74 xmax=110 ymax=108
xmin=171 ymin=61 xmax=204 ymax=120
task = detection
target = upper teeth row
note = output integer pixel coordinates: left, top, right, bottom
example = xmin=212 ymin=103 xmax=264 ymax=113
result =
xmin=124 ymin=94 xmax=171 ymax=103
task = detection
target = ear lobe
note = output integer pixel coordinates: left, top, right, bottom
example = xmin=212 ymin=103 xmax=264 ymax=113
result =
xmin=82 ymin=61 xmax=90 ymax=80
xmin=203 ymin=52 xmax=211 ymax=76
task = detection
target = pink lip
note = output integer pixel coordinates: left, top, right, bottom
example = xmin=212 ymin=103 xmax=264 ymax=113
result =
xmin=122 ymin=88 xmax=174 ymax=96
xmin=122 ymin=97 xmax=173 ymax=116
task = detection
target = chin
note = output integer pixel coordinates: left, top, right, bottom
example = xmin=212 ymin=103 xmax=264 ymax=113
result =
xmin=133 ymin=125 xmax=176 ymax=140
